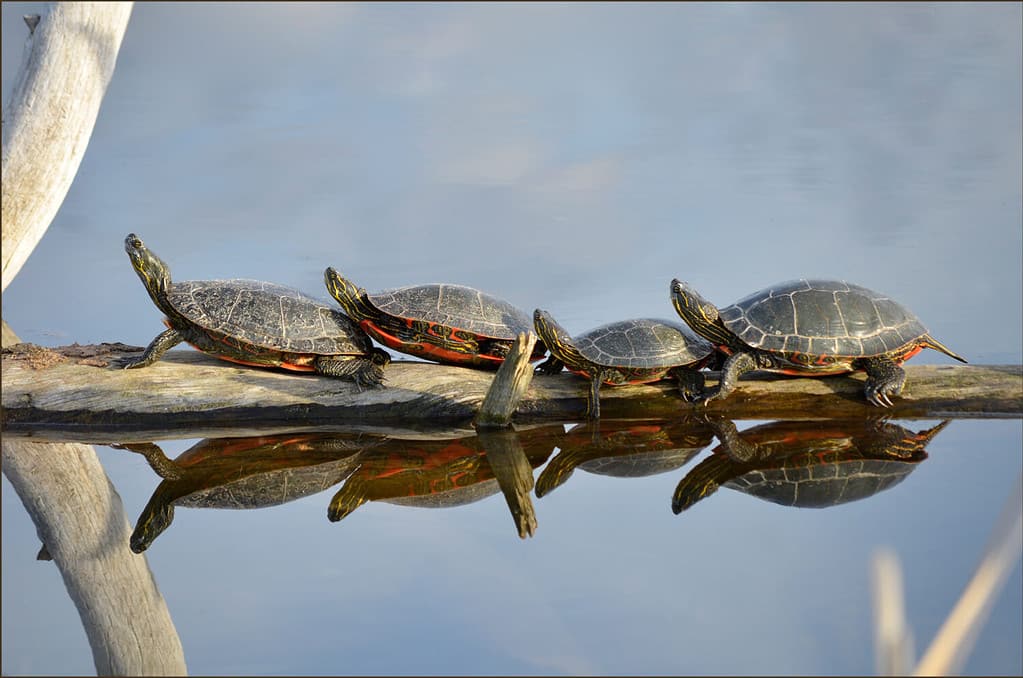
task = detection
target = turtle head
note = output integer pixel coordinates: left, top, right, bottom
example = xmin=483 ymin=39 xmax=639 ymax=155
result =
xmin=533 ymin=309 xmax=572 ymax=354
xmin=324 ymin=267 xmax=374 ymax=321
xmin=129 ymin=502 xmax=174 ymax=553
xmin=125 ymin=234 xmax=171 ymax=300
xmin=670 ymin=279 xmax=723 ymax=339
xmin=534 ymin=309 xmax=585 ymax=369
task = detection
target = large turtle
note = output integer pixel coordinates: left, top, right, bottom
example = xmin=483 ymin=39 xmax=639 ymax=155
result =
xmin=114 ymin=433 xmax=379 ymax=552
xmin=533 ymin=310 xmax=714 ymax=419
xmin=123 ymin=234 xmax=390 ymax=385
xmin=534 ymin=418 xmax=715 ymax=498
xmin=327 ymin=425 xmax=562 ymax=537
xmin=670 ymin=278 xmax=967 ymax=406
xmin=672 ymin=418 xmax=948 ymax=513
xmin=324 ymin=267 xmax=547 ymax=368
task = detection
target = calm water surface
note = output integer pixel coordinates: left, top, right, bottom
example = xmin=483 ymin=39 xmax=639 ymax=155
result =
xmin=2 ymin=2 xmax=1021 ymax=675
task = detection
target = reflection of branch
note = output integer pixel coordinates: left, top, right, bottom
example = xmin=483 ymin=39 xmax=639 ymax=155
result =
xmin=479 ymin=429 xmax=538 ymax=538
xmin=913 ymin=474 xmax=1023 ymax=675
xmin=1 ymin=3 xmax=133 ymax=291
xmin=3 ymin=438 xmax=187 ymax=675
xmin=2 ymin=3 xmax=186 ymax=674
xmin=872 ymin=475 xmax=1023 ymax=676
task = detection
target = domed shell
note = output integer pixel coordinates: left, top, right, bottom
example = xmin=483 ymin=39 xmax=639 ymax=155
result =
xmin=718 ymin=279 xmax=929 ymax=357
xmin=168 ymin=279 xmax=372 ymax=355
xmin=368 ymin=284 xmax=533 ymax=339
xmin=726 ymin=456 xmax=920 ymax=508
xmin=574 ymin=318 xmax=712 ymax=369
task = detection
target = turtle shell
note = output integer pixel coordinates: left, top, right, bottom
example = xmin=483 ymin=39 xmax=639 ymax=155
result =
xmin=672 ymin=419 xmax=940 ymax=514
xmin=725 ymin=454 xmax=920 ymax=508
xmin=169 ymin=279 xmax=372 ymax=356
xmin=574 ymin=318 xmax=712 ymax=369
xmin=367 ymin=284 xmax=533 ymax=340
xmin=718 ymin=279 xmax=928 ymax=358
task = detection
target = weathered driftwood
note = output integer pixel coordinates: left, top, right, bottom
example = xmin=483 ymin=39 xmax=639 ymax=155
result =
xmin=1 ymin=3 xmax=133 ymax=292
xmin=475 ymin=332 xmax=538 ymax=429
xmin=2 ymin=342 xmax=1019 ymax=442
xmin=2 ymin=3 xmax=187 ymax=675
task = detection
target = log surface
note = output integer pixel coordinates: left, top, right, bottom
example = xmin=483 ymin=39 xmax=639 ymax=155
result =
xmin=2 ymin=344 xmax=1020 ymax=441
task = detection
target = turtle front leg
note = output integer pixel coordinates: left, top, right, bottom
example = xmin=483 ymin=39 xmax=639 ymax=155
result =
xmin=859 ymin=357 xmax=906 ymax=408
xmin=703 ymin=351 xmax=756 ymax=404
xmin=122 ymin=328 xmax=183 ymax=369
xmin=587 ymin=372 xmax=605 ymax=420
xmin=670 ymin=367 xmax=705 ymax=403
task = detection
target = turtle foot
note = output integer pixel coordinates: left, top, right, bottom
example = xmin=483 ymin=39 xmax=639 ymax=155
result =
xmin=863 ymin=372 xmax=906 ymax=408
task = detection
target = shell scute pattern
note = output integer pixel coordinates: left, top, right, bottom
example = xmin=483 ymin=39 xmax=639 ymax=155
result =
xmin=730 ymin=458 xmax=909 ymax=508
xmin=169 ymin=279 xmax=370 ymax=355
xmin=721 ymin=279 xmax=929 ymax=356
xmin=575 ymin=318 xmax=711 ymax=370
xmin=370 ymin=284 xmax=532 ymax=338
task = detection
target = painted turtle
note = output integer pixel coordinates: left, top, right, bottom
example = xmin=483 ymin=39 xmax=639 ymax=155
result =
xmin=671 ymin=418 xmax=947 ymax=513
xmin=670 ymin=279 xmax=967 ymax=407
xmin=324 ymin=268 xmax=546 ymax=368
xmin=533 ymin=310 xmax=715 ymax=419
xmin=114 ymin=433 xmax=377 ymax=552
xmin=327 ymin=425 xmax=562 ymax=536
xmin=534 ymin=418 xmax=714 ymax=497
xmin=123 ymin=234 xmax=390 ymax=385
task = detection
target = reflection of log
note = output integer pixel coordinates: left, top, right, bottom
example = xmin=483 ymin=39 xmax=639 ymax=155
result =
xmin=2 ymin=3 xmax=187 ymax=674
xmin=1 ymin=344 xmax=1020 ymax=439
xmin=3 ymin=439 xmax=187 ymax=675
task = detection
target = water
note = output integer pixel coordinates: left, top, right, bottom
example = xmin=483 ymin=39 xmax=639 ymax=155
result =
xmin=2 ymin=3 xmax=1021 ymax=675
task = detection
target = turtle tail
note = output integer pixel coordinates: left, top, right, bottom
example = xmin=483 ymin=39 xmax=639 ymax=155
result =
xmin=921 ymin=335 xmax=967 ymax=364
xmin=671 ymin=453 xmax=737 ymax=514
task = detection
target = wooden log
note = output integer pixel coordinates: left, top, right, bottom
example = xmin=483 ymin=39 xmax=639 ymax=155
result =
xmin=2 ymin=343 xmax=1019 ymax=441
xmin=1 ymin=2 xmax=133 ymax=292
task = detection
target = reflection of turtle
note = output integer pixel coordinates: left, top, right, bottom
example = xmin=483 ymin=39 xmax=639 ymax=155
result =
xmin=672 ymin=419 xmax=948 ymax=513
xmin=123 ymin=234 xmax=389 ymax=385
xmin=535 ymin=419 xmax=714 ymax=497
xmin=327 ymin=425 xmax=563 ymax=524
xmin=670 ymin=279 xmax=966 ymax=406
xmin=117 ymin=433 xmax=378 ymax=552
xmin=325 ymin=268 xmax=546 ymax=368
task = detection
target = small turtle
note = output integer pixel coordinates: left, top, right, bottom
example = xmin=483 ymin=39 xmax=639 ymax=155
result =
xmin=324 ymin=268 xmax=547 ymax=368
xmin=672 ymin=418 xmax=947 ymax=513
xmin=533 ymin=310 xmax=714 ymax=419
xmin=534 ymin=418 xmax=714 ymax=498
xmin=670 ymin=279 xmax=967 ymax=406
xmin=114 ymin=433 xmax=376 ymax=552
xmin=123 ymin=234 xmax=389 ymax=385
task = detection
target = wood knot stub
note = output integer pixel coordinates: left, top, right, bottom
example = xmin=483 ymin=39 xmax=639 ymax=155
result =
xmin=23 ymin=14 xmax=40 ymax=35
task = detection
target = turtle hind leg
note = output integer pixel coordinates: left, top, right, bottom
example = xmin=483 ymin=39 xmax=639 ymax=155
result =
xmin=121 ymin=328 xmax=183 ymax=369
xmin=858 ymin=357 xmax=906 ymax=408
xmin=315 ymin=352 xmax=389 ymax=388
xmin=669 ymin=367 xmax=705 ymax=403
